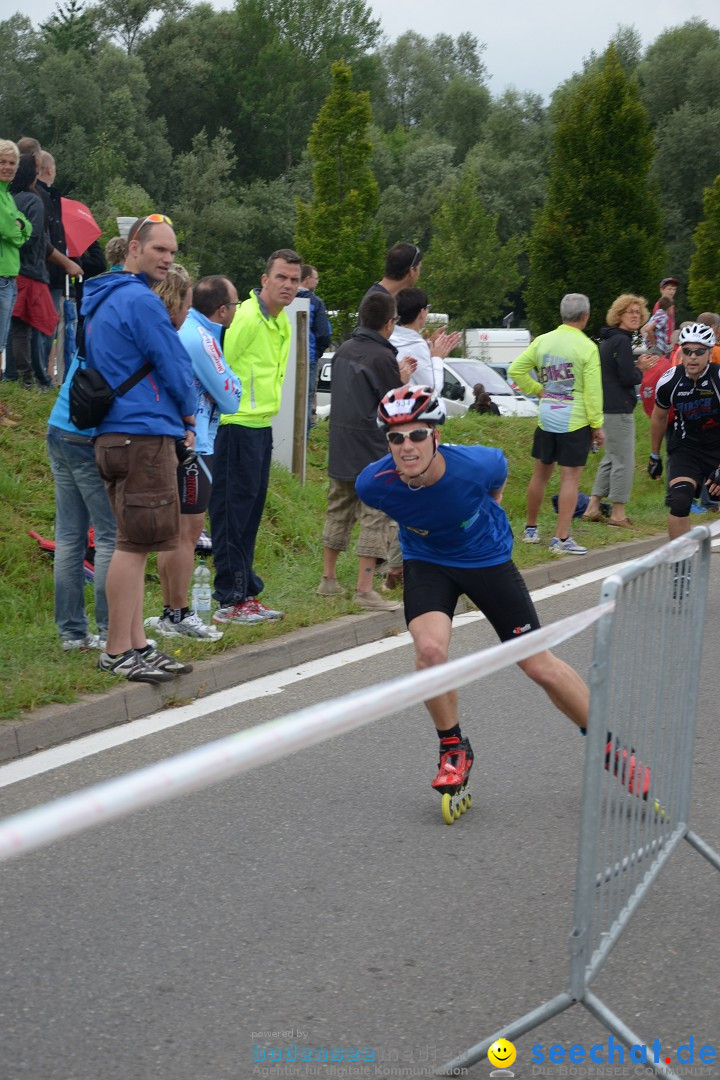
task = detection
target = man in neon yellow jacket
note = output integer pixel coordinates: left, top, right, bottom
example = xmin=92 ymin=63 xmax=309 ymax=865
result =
xmin=509 ymin=293 xmax=605 ymax=556
xmin=209 ymin=248 xmax=302 ymax=624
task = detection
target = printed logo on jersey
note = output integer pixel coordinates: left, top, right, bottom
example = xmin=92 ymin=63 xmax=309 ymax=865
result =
xmin=460 ymin=510 xmax=480 ymax=531
xmin=406 ymin=526 xmax=429 ymax=536
xmin=197 ymin=326 xmax=225 ymax=373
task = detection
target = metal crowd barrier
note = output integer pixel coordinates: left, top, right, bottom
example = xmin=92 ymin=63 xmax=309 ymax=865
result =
xmin=438 ymin=524 xmax=720 ymax=1079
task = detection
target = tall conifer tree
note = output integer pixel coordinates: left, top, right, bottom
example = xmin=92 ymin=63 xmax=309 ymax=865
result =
xmin=295 ymin=61 xmax=384 ymax=341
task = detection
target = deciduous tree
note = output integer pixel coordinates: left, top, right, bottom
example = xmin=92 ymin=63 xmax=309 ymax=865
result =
xmin=688 ymin=174 xmax=720 ymax=314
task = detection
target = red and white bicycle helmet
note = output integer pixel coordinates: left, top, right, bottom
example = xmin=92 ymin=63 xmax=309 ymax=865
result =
xmin=377 ymin=384 xmax=446 ymax=429
xmin=678 ymin=323 xmax=716 ymax=349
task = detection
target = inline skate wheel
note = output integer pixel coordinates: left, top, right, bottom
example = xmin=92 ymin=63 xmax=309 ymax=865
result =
xmin=441 ymin=793 xmax=455 ymax=826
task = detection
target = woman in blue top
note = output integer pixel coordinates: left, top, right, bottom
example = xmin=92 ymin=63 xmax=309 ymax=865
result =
xmin=356 ymin=386 xmax=600 ymax=819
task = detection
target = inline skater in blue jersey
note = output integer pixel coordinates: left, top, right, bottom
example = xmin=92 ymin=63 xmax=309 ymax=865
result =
xmin=356 ymin=386 xmax=648 ymax=821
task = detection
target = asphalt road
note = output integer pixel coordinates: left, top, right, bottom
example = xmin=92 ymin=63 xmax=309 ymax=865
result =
xmin=0 ymin=568 xmax=718 ymax=1080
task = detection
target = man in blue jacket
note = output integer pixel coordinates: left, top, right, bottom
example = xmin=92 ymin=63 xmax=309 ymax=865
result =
xmin=82 ymin=214 xmax=198 ymax=683
xmin=146 ymin=275 xmax=242 ymax=640
xmin=296 ymin=264 xmax=331 ymax=435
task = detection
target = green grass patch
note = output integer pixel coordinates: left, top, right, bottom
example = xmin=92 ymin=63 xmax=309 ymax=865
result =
xmin=0 ymin=384 xmax=668 ymax=722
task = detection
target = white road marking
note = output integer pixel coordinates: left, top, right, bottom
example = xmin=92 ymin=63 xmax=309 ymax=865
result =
xmin=0 ymin=553 xmax=671 ymax=789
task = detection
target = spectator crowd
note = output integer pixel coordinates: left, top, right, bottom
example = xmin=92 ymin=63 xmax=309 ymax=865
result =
xmin=2 ymin=134 xmax=720 ymax=688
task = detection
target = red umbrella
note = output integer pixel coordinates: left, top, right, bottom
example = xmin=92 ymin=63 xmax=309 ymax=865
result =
xmin=60 ymin=197 xmax=102 ymax=257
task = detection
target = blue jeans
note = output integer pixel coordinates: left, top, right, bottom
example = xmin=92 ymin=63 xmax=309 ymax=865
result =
xmin=32 ymin=327 xmax=53 ymax=386
xmin=0 ymin=276 xmax=17 ymax=361
xmin=209 ymin=424 xmax=272 ymax=605
xmin=47 ymin=425 xmax=117 ymax=640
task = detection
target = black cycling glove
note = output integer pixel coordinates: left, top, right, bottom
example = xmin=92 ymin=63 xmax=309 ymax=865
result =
xmin=648 ymin=454 xmax=663 ymax=480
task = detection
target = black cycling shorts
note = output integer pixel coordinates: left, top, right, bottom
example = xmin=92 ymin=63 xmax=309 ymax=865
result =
xmin=667 ymin=445 xmax=720 ymax=490
xmin=403 ymin=558 xmax=541 ymax=642
xmin=178 ymin=453 xmax=213 ymax=515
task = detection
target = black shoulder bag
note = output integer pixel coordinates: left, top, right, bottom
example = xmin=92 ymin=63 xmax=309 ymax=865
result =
xmin=69 ymin=294 xmax=153 ymax=430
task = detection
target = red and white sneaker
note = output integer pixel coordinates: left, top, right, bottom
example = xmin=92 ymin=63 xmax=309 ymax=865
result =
xmin=213 ymin=601 xmax=265 ymax=625
xmin=245 ymin=598 xmax=284 ymax=621
xmin=432 ymin=736 xmax=474 ymax=794
xmin=605 ymin=736 xmax=651 ymax=799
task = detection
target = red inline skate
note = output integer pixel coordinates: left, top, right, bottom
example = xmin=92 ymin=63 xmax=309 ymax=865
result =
xmin=432 ymin=735 xmax=474 ymax=825
xmin=605 ymin=736 xmax=651 ymax=799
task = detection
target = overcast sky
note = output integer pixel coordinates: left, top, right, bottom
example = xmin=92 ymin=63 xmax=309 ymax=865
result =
xmin=14 ymin=0 xmax=719 ymax=100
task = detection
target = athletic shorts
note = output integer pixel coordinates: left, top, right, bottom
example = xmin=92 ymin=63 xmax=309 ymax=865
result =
xmin=179 ymin=453 xmax=213 ymax=515
xmin=532 ymin=426 xmax=592 ymax=467
xmin=95 ymin=434 xmax=179 ymax=553
xmin=403 ymin=558 xmax=541 ymax=641
xmin=667 ymin=445 xmax=720 ymax=491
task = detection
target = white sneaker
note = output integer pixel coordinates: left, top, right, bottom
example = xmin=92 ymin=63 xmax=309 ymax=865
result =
xmin=161 ymin=611 xmax=223 ymax=640
xmin=548 ymin=536 xmax=588 ymax=556
xmin=521 ymin=527 xmax=541 ymax=544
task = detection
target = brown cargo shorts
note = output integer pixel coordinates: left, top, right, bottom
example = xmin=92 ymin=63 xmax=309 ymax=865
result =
xmin=95 ymin=434 xmax=180 ymax=553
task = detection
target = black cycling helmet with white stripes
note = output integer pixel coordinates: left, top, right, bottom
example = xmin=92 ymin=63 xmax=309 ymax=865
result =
xmin=377 ymin=384 xmax=446 ymax=429
xmin=678 ymin=323 xmax=716 ymax=349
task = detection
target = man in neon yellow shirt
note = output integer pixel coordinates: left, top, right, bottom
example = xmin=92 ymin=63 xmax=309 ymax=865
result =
xmin=209 ymin=248 xmax=302 ymax=624
xmin=509 ymin=293 xmax=605 ymax=555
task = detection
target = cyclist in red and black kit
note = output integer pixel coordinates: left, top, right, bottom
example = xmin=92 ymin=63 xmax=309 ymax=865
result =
xmin=649 ymin=322 xmax=720 ymax=538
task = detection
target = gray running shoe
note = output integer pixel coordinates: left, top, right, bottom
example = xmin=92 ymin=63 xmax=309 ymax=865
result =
xmin=98 ymin=649 xmax=175 ymax=683
xmin=62 ymin=633 xmax=100 ymax=651
xmin=548 ymin=536 xmax=588 ymax=556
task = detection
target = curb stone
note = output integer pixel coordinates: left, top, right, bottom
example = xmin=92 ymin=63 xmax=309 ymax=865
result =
xmin=2 ymin=536 xmax=666 ymax=764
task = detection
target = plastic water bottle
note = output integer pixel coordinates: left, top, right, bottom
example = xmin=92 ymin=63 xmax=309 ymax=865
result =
xmin=191 ymin=561 xmax=212 ymax=625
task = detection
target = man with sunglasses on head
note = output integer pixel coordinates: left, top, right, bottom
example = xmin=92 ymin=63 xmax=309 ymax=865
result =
xmin=361 ymin=241 xmax=423 ymax=306
xmin=649 ymin=323 xmax=720 ymax=538
xmin=356 ymin=385 xmax=598 ymax=810
xmin=83 ymin=213 xmax=197 ymax=683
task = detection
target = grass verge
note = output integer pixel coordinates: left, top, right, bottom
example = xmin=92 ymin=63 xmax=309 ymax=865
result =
xmin=0 ymin=383 xmax=670 ymax=722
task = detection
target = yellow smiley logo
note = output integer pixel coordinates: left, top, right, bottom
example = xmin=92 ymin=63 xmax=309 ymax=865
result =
xmin=488 ymin=1039 xmax=517 ymax=1069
